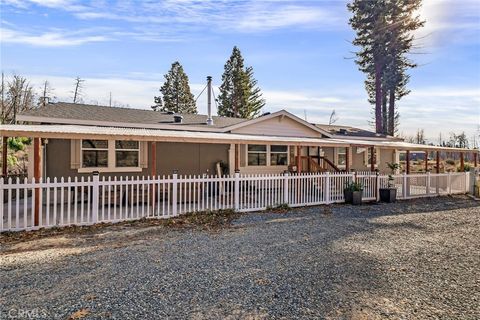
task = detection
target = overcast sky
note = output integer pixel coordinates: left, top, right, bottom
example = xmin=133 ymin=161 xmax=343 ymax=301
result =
xmin=1 ymin=0 xmax=479 ymax=142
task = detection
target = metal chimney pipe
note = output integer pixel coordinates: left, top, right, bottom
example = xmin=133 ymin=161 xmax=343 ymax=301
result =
xmin=206 ymin=76 xmax=213 ymax=126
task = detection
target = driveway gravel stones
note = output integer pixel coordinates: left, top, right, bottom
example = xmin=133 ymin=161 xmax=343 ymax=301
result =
xmin=1 ymin=195 xmax=479 ymax=319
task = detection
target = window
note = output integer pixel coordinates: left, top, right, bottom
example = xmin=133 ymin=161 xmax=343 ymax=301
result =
xmin=366 ymin=148 xmax=378 ymax=166
xmin=248 ymin=144 xmax=267 ymax=166
xmin=337 ymin=147 xmax=347 ymax=167
xmin=115 ymin=141 xmax=139 ymax=167
xmin=82 ymin=139 xmax=108 ymax=168
xmin=270 ymin=145 xmax=288 ymax=166
xmin=80 ymin=139 xmax=141 ymax=171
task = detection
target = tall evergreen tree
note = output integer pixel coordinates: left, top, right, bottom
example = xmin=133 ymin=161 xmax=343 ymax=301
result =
xmin=159 ymin=61 xmax=196 ymax=114
xmin=348 ymin=0 xmax=424 ymax=135
xmin=218 ymin=46 xmax=265 ymax=119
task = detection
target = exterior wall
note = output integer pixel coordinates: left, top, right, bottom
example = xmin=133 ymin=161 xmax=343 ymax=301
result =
xmin=44 ymin=139 xmax=229 ymax=179
xmin=349 ymin=147 xmax=396 ymax=173
xmin=231 ymin=116 xmax=323 ymax=138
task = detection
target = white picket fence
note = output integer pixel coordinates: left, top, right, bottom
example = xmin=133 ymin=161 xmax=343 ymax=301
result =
xmin=0 ymin=171 xmax=470 ymax=232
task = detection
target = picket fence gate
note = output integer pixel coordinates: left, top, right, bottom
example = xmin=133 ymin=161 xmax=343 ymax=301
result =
xmin=0 ymin=171 xmax=470 ymax=232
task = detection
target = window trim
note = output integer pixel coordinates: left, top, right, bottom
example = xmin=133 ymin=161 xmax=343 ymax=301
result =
xmin=335 ymin=147 xmax=347 ymax=169
xmin=79 ymin=139 xmax=142 ymax=173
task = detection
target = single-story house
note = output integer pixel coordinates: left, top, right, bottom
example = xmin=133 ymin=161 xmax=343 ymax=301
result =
xmin=0 ymin=102 xmax=476 ymax=180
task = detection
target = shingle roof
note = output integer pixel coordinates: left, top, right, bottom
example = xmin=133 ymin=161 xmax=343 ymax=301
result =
xmin=314 ymin=124 xmax=394 ymax=139
xmin=19 ymin=102 xmax=247 ymax=128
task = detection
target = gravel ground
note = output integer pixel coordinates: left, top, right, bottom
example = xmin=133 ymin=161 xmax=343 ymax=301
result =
xmin=1 ymin=195 xmax=479 ymax=319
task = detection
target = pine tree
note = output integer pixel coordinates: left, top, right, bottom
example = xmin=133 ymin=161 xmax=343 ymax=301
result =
xmin=218 ymin=46 xmax=265 ymax=119
xmin=348 ymin=0 xmax=424 ymax=135
xmin=159 ymin=61 xmax=196 ymax=114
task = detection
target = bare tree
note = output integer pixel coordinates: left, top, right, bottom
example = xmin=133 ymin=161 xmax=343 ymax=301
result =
xmin=0 ymin=73 xmax=35 ymax=124
xmin=38 ymin=80 xmax=54 ymax=107
xmin=328 ymin=109 xmax=339 ymax=125
xmin=415 ymin=129 xmax=426 ymax=144
xmin=72 ymin=77 xmax=85 ymax=103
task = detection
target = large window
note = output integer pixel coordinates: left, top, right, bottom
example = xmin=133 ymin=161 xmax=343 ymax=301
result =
xmin=115 ymin=141 xmax=139 ymax=167
xmin=270 ymin=145 xmax=288 ymax=166
xmin=337 ymin=147 xmax=347 ymax=168
xmin=82 ymin=139 xmax=108 ymax=168
xmin=80 ymin=139 xmax=141 ymax=170
xmin=248 ymin=144 xmax=267 ymax=166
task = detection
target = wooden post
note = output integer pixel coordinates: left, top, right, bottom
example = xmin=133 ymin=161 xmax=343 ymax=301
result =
xmin=474 ymin=152 xmax=478 ymax=168
xmin=151 ymin=142 xmax=157 ymax=207
xmin=460 ymin=152 xmax=464 ymax=172
xmin=2 ymin=136 xmax=7 ymax=177
xmin=33 ymin=137 xmax=41 ymax=226
xmin=296 ymin=146 xmax=301 ymax=174
xmin=406 ymin=150 xmax=410 ymax=174
xmin=436 ymin=151 xmax=440 ymax=174
xmin=424 ymin=150 xmax=428 ymax=172
xmin=234 ymin=144 xmax=240 ymax=172
xmin=345 ymin=147 xmax=350 ymax=172
xmin=307 ymin=146 xmax=311 ymax=172
xmin=370 ymin=146 xmax=375 ymax=172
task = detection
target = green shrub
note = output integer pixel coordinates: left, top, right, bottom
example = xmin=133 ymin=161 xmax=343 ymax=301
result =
xmin=344 ymin=181 xmax=364 ymax=191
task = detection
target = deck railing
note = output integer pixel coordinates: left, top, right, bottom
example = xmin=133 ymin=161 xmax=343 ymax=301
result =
xmin=0 ymin=171 xmax=470 ymax=232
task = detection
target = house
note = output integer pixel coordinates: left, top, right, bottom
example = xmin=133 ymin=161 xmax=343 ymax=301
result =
xmin=0 ymin=102 xmax=476 ymax=180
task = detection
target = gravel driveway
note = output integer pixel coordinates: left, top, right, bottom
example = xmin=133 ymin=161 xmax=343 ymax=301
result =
xmin=1 ymin=195 xmax=479 ymax=319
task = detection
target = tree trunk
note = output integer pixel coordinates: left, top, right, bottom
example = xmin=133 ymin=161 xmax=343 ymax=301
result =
xmin=382 ymin=90 xmax=388 ymax=135
xmin=374 ymin=61 xmax=383 ymax=134
xmin=388 ymin=89 xmax=395 ymax=136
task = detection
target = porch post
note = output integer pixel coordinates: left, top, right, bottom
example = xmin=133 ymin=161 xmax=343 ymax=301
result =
xmin=235 ymin=144 xmax=240 ymax=172
xmin=345 ymin=147 xmax=350 ymax=171
xmin=370 ymin=146 xmax=375 ymax=172
xmin=474 ymin=152 xmax=478 ymax=168
xmin=2 ymin=136 xmax=7 ymax=177
xmin=460 ymin=152 xmax=464 ymax=172
xmin=424 ymin=150 xmax=428 ymax=172
xmin=33 ymin=137 xmax=41 ymax=226
xmin=296 ymin=145 xmax=301 ymax=174
xmin=436 ymin=151 xmax=440 ymax=174
xmin=406 ymin=150 xmax=410 ymax=174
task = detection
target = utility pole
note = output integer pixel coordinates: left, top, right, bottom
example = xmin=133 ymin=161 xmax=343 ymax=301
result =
xmin=109 ymin=92 xmax=112 ymax=107
xmin=206 ymin=76 xmax=213 ymax=126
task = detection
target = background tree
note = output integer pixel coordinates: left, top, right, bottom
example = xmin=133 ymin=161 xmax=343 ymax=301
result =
xmin=218 ymin=46 xmax=265 ymax=119
xmin=72 ymin=76 xmax=85 ymax=103
xmin=159 ymin=61 xmax=196 ymax=114
xmin=0 ymin=73 xmax=36 ymax=124
xmin=38 ymin=80 xmax=54 ymax=107
xmin=348 ymin=0 xmax=424 ymax=135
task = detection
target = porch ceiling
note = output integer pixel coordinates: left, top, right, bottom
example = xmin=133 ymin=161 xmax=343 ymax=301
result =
xmin=0 ymin=124 xmax=474 ymax=152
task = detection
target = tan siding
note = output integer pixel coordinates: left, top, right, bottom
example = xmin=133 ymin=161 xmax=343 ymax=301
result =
xmin=232 ymin=116 xmax=322 ymax=138
xmin=46 ymin=139 xmax=229 ymax=178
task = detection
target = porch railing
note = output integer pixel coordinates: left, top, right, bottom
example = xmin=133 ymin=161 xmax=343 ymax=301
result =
xmin=0 ymin=172 xmax=470 ymax=232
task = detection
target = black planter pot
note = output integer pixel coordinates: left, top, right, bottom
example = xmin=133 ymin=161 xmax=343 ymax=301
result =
xmin=379 ymin=188 xmax=397 ymax=203
xmin=344 ymin=189 xmax=363 ymax=205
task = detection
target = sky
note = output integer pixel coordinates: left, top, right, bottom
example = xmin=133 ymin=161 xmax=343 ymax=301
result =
xmin=1 ymin=0 xmax=479 ymax=143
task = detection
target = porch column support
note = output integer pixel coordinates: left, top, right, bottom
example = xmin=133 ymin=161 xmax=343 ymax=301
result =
xmin=345 ymin=147 xmax=350 ymax=172
xmin=2 ymin=136 xmax=7 ymax=177
xmin=234 ymin=144 xmax=240 ymax=172
xmin=460 ymin=152 xmax=464 ymax=172
xmin=370 ymin=146 xmax=375 ymax=172
xmin=406 ymin=150 xmax=410 ymax=174
xmin=296 ymin=145 xmax=301 ymax=174
xmin=436 ymin=151 xmax=440 ymax=174
xmin=474 ymin=152 xmax=478 ymax=168
xmin=33 ymin=137 xmax=41 ymax=226
xmin=424 ymin=150 xmax=429 ymax=172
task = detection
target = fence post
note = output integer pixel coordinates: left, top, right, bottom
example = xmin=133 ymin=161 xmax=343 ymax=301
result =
xmin=283 ymin=171 xmax=289 ymax=205
xmin=447 ymin=171 xmax=451 ymax=194
xmin=325 ymin=171 xmax=331 ymax=204
xmin=375 ymin=171 xmax=380 ymax=202
xmin=172 ymin=171 xmax=178 ymax=216
xmin=426 ymin=172 xmax=431 ymax=195
xmin=234 ymin=171 xmax=240 ymax=211
xmin=403 ymin=172 xmax=408 ymax=199
xmin=91 ymin=172 xmax=99 ymax=224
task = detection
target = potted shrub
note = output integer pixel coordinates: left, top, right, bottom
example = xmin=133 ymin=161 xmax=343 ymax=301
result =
xmin=344 ymin=181 xmax=363 ymax=205
xmin=379 ymin=162 xmax=399 ymax=203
